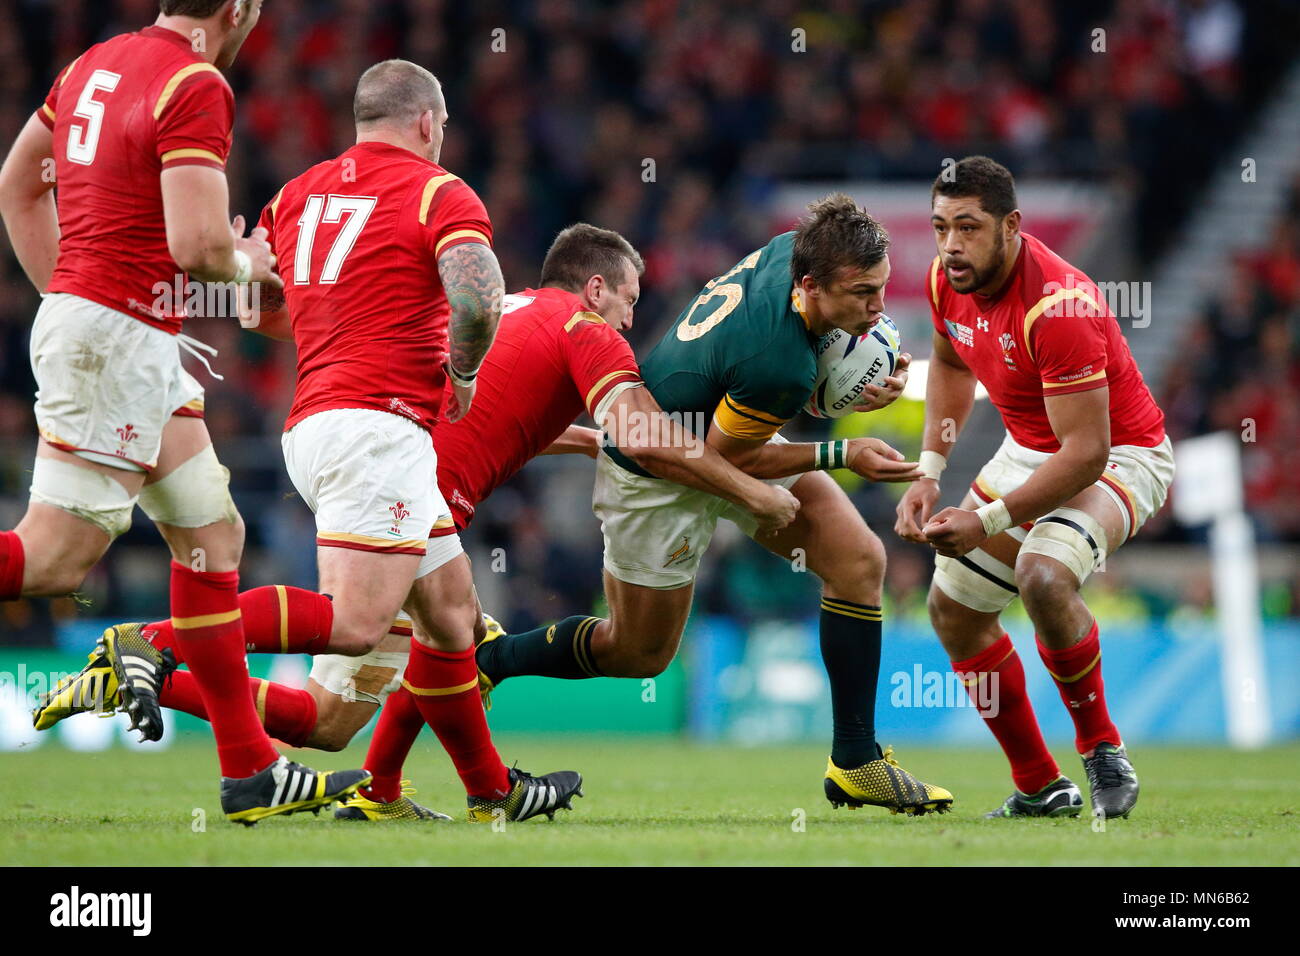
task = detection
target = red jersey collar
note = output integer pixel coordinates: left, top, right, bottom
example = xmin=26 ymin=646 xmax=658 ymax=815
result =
xmin=349 ymin=140 xmax=440 ymax=168
xmin=139 ymin=25 xmax=208 ymax=57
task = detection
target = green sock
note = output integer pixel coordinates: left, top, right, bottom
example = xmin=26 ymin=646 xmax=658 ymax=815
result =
xmin=819 ymin=597 xmax=883 ymax=768
xmin=477 ymin=615 xmax=605 ymax=685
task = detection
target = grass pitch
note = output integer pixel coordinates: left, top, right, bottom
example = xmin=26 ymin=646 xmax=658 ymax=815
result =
xmin=3 ymin=736 xmax=1297 ymax=866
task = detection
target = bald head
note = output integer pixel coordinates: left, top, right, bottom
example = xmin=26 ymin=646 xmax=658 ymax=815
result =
xmin=354 ymin=60 xmax=444 ymax=128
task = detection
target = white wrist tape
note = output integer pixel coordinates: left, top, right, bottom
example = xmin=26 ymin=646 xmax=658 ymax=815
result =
xmin=974 ymin=498 xmax=1013 ymax=537
xmin=232 ymin=249 xmax=253 ymax=284
xmin=919 ymin=450 xmax=948 ymax=482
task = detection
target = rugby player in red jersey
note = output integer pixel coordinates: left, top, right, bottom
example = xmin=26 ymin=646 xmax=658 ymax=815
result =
xmin=47 ymin=224 xmax=799 ymax=821
xmin=4 ymin=0 xmax=371 ymax=822
xmin=896 ymin=156 xmax=1174 ymax=819
xmin=211 ymin=58 xmax=583 ymax=824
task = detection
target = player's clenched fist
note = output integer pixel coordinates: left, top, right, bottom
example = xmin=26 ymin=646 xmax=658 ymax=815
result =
xmin=749 ymin=484 xmax=799 ymax=533
xmin=894 ymin=477 xmax=941 ymax=543
xmin=922 ymin=506 xmax=987 ymax=557
xmin=845 ymin=437 xmax=923 ymax=483
xmin=230 ymin=214 xmax=283 ymax=289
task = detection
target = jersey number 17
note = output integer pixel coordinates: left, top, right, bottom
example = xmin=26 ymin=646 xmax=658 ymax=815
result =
xmin=294 ymin=194 xmax=378 ymax=285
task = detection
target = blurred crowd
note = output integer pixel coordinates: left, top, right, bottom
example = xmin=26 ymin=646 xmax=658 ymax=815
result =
xmin=1160 ymin=170 xmax=1300 ymax=544
xmin=1 ymin=0 xmax=1297 ymax=641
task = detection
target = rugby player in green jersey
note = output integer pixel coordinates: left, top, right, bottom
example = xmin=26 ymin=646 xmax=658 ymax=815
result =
xmin=478 ymin=195 xmax=954 ymax=815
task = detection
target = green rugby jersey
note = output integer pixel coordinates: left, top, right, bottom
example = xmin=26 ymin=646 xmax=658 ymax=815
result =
xmin=607 ymin=231 xmax=820 ymax=477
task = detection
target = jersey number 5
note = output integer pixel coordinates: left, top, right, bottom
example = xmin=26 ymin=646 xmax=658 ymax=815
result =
xmin=67 ymin=70 xmax=121 ymax=166
xmin=294 ymin=194 xmax=379 ymax=285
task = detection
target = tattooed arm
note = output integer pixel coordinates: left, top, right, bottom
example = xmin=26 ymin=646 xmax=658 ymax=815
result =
xmin=437 ymin=240 xmax=504 ymax=423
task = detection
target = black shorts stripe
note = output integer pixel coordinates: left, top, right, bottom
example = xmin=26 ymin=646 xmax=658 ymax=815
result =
xmin=956 ymin=555 xmax=1018 ymax=594
xmin=1037 ymin=515 xmax=1100 ymax=562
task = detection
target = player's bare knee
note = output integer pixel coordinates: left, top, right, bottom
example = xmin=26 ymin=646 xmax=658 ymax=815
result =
xmin=1015 ymin=553 xmax=1078 ymax=611
xmin=820 ymin=532 xmax=886 ymax=599
xmin=328 ymin=620 xmax=390 ymax=656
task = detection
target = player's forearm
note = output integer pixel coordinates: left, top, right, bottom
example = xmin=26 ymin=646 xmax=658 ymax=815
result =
xmin=0 ymin=190 xmax=59 ymax=292
xmin=541 ymin=425 xmax=601 ymax=458
xmin=1000 ymin=438 xmax=1107 ymax=526
xmin=240 ymin=300 xmax=292 ymax=341
xmin=632 ymin=426 xmax=773 ymax=512
xmin=921 ymin=355 xmax=977 ymax=457
xmin=719 ymin=440 xmax=823 ymax=480
xmin=160 ymin=166 xmax=240 ymax=281
xmin=438 ymin=242 xmax=504 ymax=377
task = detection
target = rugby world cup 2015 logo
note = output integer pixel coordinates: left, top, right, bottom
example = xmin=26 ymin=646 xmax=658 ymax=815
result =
xmin=388 ymin=501 xmax=409 ymax=537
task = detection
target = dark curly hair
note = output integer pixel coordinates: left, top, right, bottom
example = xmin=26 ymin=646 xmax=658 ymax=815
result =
xmin=931 ymin=155 xmax=1018 ymax=219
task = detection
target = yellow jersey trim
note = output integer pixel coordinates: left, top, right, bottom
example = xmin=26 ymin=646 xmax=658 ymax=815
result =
xmin=153 ymin=62 xmax=222 ymax=121
xmin=929 ymin=256 xmax=941 ymax=309
xmin=564 ymin=310 xmax=606 ymax=332
xmin=1022 ymin=288 xmax=1104 ymax=363
xmin=584 ymin=370 xmax=641 ymax=415
xmin=434 ymin=229 xmax=490 ymax=256
xmin=160 ymin=147 xmax=224 ymax=166
xmin=1042 ymin=369 xmax=1107 ymax=389
xmin=713 ymin=394 xmax=786 ymax=441
xmin=417 ymin=172 xmax=460 ymax=225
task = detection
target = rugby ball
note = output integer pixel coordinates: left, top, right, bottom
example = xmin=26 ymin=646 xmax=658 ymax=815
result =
xmin=804 ymin=315 xmax=902 ymax=419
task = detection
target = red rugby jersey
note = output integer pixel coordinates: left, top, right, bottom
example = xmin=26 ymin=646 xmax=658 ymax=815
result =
xmin=928 ymin=233 xmax=1165 ymax=453
xmin=40 ymin=26 xmax=235 ymax=333
xmin=433 ymin=287 xmax=642 ymax=528
xmin=258 ymin=141 xmax=492 ymax=434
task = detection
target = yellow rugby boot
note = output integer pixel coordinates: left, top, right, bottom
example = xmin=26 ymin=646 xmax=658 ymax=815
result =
xmin=334 ymin=780 xmax=452 ymax=822
xmin=99 ymin=623 xmax=175 ymax=742
xmin=824 ymin=746 xmax=954 ymax=816
xmin=32 ymin=646 xmax=121 ymax=730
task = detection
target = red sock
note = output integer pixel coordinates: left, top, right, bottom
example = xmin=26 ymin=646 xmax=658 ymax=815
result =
xmin=169 ymin=561 xmax=279 ymax=778
xmin=360 ymin=684 xmax=424 ymax=803
xmin=146 ymin=585 xmax=333 ymax=662
xmin=160 ymin=670 xmax=318 ymax=749
xmin=403 ymin=639 xmax=509 ymax=799
xmin=1037 ymin=619 xmax=1120 ymax=755
xmin=0 ymin=531 xmax=25 ymax=600
xmin=953 ymin=634 xmax=1061 ymax=794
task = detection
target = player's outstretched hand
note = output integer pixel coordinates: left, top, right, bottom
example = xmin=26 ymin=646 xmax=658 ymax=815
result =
xmin=922 ymin=506 xmax=987 ymax=557
xmin=443 ymin=364 xmax=475 ymax=423
xmin=846 ymin=437 xmax=923 ymax=483
xmin=750 ymin=483 xmax=800 ymax=533
xmin=895 ymin=477 xmax=940 ymax=543
xmin=231 ymin=215 xmax=284 ymax=290
xmin=850 ymin=351 xmax=910 ymax=413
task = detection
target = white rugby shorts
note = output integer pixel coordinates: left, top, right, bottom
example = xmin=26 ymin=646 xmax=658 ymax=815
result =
xmin=30 ymin=293 xmax=205 ymax=472
xmin=281 ymin=407 xmax=462 ymax=576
